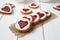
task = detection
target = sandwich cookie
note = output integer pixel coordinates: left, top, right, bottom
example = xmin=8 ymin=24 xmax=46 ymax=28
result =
xmin=53 ymin=5 xmax=60 ymax=10
xmin=29 ymin=3 xmax=39 ymax=9
xmin=0 ymin=5 xmax=12 ymax=14
xmin=21 ymin=8 xmax=32 ymax=14
xmin=37 ymin=11 xmax=46 ymax=21
xmin=15 ymin=18 xmax=32 ymax=33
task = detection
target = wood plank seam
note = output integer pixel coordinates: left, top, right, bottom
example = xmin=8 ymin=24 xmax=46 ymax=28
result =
xmin=17 ymin=35 xmax=18 ymax=40
xmin=42 ymin=23 xmax=45 ymax=40
xmin=0 ymin=14 xmax=4 ymax=21
xmin=40 ymin=2 xmax=45 ymax=40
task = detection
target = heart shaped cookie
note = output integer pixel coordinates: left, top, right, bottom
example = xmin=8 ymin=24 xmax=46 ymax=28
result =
xmin=5 ymin=3 xmax=15 ymax=8
xmin=37 ymin=11 xmax=46 ymax=20
xmin=15 ymin=18 xmax=31 ymax=33
xmin=29 ymin=3 xmax=39 ymax=9
xmin=0 ymin=5 xmax=12 ymax=14
xmin=30 ymin=14 xmax=40 ymax=23
xmin=53 ymin=5 xmax=60 ymax=10
xmin=21 ymin=8 xmax=32 ymax=14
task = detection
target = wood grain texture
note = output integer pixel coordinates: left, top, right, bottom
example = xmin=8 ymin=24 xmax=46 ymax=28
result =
xmin=42 ymin=3 xmax=60 ymax=40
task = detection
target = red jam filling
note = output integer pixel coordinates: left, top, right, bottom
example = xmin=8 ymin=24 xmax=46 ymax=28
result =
xmin=2 ymin=6 xmax=10 ymax=12
xmin=31 ymin=15 xmax=37 ymax=21
xmin=56 ymin=5 xmax=60 ymax=8
xmin=45 ymin=12 xmax=48 ymax=14
xmin=23 ymin=17 xmax=30 ymax=21
xmin=37 ymin=12 xmax=44 ymax=18
xmin=23 ymin=8 xmax=29 ymax=11
xmin=31 ymin=3 xmax=36 ymax=6
xmin=9 ymin=4 xmax=12 ymax=6
xmin=18 ymin=20 xmax=28 ymax=29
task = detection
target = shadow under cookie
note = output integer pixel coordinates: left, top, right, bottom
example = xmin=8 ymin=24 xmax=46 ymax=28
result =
xmin=9 ymin=13 xmax=57 ymax=38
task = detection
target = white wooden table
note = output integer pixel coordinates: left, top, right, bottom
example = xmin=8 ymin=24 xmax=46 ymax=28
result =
xmin=0 ymin=0 xmax=60 ymax=40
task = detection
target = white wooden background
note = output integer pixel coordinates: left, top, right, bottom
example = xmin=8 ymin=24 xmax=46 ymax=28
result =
xmin=0 ymin=0 xmax=60 ymax=40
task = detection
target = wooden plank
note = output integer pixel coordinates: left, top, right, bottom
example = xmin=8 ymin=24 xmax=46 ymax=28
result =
xmin=42 ymin=3 xmax=60 ymax=40
xmin=0 ymin=15 xmax=17 ymax=40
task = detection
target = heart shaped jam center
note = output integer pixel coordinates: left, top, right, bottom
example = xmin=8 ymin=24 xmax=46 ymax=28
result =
xmin=37 ymin=12 xmax=44 ymax=18
xmin=31 ymin=3 xmax=36 ymax=6
xmin=45 ymin=12 xmax=48 ymax=14
xmin=2 ymin=6 xmax=10 ymax=12
xmin=18 ymin=20 xmax=28 ymax=29
xmin=56 ymin=5 xmax=60 ymax=8
xmin=23 ymin=17 xmax=30 ymax=21
xmin=31 ymin=15 xmax=37 ymax=21
xmin=23 ymin=8 xmax=29 ymax=11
